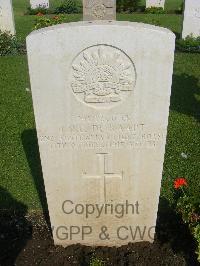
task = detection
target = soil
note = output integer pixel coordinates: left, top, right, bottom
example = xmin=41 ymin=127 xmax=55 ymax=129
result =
xmin=0 ymin=210 xmax=199 ymax=266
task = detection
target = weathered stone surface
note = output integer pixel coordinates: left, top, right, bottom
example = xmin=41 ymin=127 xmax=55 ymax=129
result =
xmin=146 ymin=0 xmax=165 ymax=9
xmin=182 ymin=0 xmax=200 ymax=38
xmin=0 ymin=0 xmax=15 ymax=35
xmin=30 ymin=0 xmax=49 ymax=9
xmin=27 ymin=21 xmax=175 ymax=247
xmin=83 ymin=0 xmax=116 ymax=20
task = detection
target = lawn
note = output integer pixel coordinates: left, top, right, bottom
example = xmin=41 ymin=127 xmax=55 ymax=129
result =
xmin=12 ymin=0 xmax=184 ymax=40
xmin=0 ymin=0 xmax=199 ymax=213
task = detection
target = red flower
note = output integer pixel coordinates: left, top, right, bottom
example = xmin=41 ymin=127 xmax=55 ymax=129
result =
xmin=36 ymin=12 xmax=44 ymax=16
xmin=53 ymin=16 xmax=59 ymax=20
xmin=174 ymin=178 xmax=188 ymax=189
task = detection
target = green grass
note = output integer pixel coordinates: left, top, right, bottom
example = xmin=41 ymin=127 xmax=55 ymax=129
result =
xmin=14 ymin=13 xmax=183 ymax=41
xmin=0 ymin=56 xmax=41 ymax=209
xmin=12 ymin=0 xmax=184 ymax=40
xmin=0 ymin=0 xmax=199 ymax=211
xmin=163 ymin=53 xmax=200 ymax=202
xmin=118 ymin=13 xmax=182 ymax=36
xmin=164 ymin=0 xmax=183 ymax=11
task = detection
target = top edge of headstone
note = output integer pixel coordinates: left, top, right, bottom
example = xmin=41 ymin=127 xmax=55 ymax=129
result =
xmin=27 ymin=21 xmax=175 ymax=39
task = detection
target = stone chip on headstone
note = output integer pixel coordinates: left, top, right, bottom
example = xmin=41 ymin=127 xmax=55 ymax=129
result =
xmin=83 ymin=0 xmax=116 ymax=20
xmin=182 ymin=0 xmax=200 ymax=39
xmin=27 ymin=21 xmax=175 ymax=247
xmin=146 ymin=0 xmax=165 ymax=9
xmin=0 ymin=0 xmax=15 ymax=35
xmin=30 ymin=0 xmax=49 ymax=9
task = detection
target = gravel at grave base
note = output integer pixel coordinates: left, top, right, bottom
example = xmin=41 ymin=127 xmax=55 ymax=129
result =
xmin=0 ymin=212 xmax=195 ymax=266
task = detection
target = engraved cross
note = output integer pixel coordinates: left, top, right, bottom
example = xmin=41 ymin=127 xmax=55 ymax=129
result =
xmin=82 ymin=153 xmax=123 ymax=202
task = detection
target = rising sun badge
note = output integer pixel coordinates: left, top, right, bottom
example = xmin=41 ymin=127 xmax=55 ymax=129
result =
xmin=70 ymin=45 xmax=136 ymax=108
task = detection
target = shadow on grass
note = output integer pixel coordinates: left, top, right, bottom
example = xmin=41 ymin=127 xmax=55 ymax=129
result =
xmin=21 ymin=129 xmax=50 ymax=229
xmin=171 ymin=73 xmax=200 ymax=122
xmin=174 ymin=31 xmax=181 ymax=40
xmin=156 ymin=197 xmax=198 ymax=265
xmin=0 ymin=187 xmax=32 ymax=265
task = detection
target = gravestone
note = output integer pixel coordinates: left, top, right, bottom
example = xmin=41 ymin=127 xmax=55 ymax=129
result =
xmin=27 ymin=21 xmax=175 ymax=247
xmin=182 ymin=0 xmax=200 ymax=39
xmin=30 ymin=0 xmax=49 ymax=9
xmin=83 ymin=0 xmax=116 ymax=20
xmin=0 ymin=0 xmax=15 ymax=35
xmin=146 ymin=0 xmax=165 ymax=9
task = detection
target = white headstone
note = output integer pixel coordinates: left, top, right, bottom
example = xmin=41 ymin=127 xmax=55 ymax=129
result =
xmin=0 ymin=0 xmax=15 ymax=35
xmin=182 ymin=0 xmax=200 ymax=39
xmin=146 ymin=0 xmax=165 ymax=9
xmin=83 ymin=0 xmax=116 ymax=20
xmin=30 ymin=0 xmax=49 ymax=9
xmin=27 ymin=21 xmax=175 ymax=247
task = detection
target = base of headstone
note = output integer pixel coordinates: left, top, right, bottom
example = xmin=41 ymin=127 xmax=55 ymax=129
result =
xmin=30 ymin=0 xmax=49 ymax=9
xmin=182 ymin=0 xmax=200 ymax=39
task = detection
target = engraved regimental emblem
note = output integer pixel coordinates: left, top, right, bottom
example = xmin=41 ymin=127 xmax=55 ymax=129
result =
xmin=70 ymin=45 xmax=136 ymax=108
xmin=85 ymin=0 xmax=113 ymax=19
xmin=194 ymin=8 xmax=200 ymax=18
xmin=92 ymin=4 xmax=106 ymax=19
